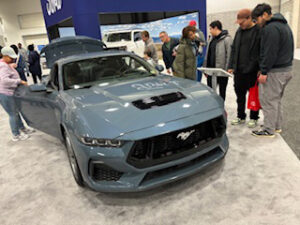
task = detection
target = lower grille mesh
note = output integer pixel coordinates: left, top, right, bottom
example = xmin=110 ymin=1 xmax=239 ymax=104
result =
xmin=91 ymin=163 xmax=123 ymax=181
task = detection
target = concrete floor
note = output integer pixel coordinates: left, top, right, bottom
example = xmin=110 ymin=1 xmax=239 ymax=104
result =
xmin=1 ymin=76 xmax=300 ymax=225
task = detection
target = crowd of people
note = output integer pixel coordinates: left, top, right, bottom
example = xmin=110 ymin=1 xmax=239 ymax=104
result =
xmin=0 ymin=3 xmax=294 ymax=141
xmin=141 ymin=3 xmax=294 ymax=138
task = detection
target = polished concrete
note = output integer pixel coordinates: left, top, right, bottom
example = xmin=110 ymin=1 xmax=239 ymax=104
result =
xmin=1 ymin=76 xmax=300 ymax=225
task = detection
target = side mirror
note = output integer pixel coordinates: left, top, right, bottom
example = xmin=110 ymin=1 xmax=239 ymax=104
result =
xmin=155 ymin=65 xmax=164 ymax=72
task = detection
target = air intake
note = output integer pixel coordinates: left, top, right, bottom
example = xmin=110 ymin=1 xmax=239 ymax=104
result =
xmin=132 ymin=92 xmax=186 ymax=110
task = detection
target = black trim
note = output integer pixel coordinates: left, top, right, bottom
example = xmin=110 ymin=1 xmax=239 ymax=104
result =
xmin=127 ymin=116 xmax=226 ymax=168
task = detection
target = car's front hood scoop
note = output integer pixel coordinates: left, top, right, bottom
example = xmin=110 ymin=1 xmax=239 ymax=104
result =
xmin=67 ymin=76 xmax=220 ymax=135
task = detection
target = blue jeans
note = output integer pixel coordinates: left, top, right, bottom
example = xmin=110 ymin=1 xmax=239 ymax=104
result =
xmin=0 ymin=94 xmax=25 ymax=136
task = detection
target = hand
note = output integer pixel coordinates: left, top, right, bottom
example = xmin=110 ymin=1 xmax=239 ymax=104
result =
xmin=20 ymin=80 xmax=28 ymax=86
xmin=166 ymin=69 xmax=171 ymax=74
xmin=258 ymin=74 xmax=267 ymax=84
xmin=172 ymin=52 xmax=177 ymax=57
xmin=10 ymin=63 xmax=17 ymax=69
xmin=228 ymin=69 xmax=234 ymax=74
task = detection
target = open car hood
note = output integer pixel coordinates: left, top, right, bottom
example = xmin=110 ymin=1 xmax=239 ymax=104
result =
xmin=40 ymin=36 xmax=106 ymax=68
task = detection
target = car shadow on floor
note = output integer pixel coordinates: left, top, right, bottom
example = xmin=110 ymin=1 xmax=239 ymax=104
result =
xmin=78 ymin=159 xmax=226 ymax=207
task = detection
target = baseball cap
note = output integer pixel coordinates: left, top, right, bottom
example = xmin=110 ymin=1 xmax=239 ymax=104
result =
xmin=1 ymin=46 xmax=18 ymax=59
xmin=236 ymin=9 xmax=251 ymax=23
xmin=189 ymin=20 xmax=197 ymax=26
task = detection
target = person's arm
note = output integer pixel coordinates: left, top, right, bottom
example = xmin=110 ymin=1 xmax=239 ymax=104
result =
xmin=0 ymin=67 xmax=21 ymax=87
xmin=224 ymin=36 xmax=233 ymax=71
xmin=259 ymin=26 xmax=280 ymax=75
xmin=173 ymin=45 xmax=185 ymax=78
xmin=198 ymin=30 xmax=206 ymax=46
xmin=149 ymin=44 xmax=159 ymax=64
xmin=161 ymin=45 xmax=171 ymax=69
xmin=228 ymin=33 xmax=237 ymax=72
xmin=28 ymin=53 xmax=33 ymax=65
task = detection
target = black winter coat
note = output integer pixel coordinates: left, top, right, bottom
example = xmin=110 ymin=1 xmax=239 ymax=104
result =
xmin=28 ymin=50 xmax=42 ymax=75
xmin=260 ymin=13 xmax=294 ymax=75
xmin=228 ymin=24 xmax=261 ymax=75
xmin=162 ymin=38 xmax=179 ymax=70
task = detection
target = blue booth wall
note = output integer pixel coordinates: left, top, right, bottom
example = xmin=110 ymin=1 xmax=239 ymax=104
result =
xmin=40 ymin=0 xmax=207 ymax=41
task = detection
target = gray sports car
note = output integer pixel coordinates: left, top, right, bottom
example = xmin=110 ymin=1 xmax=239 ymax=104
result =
xmin=15 ymin=36 xmax=229 ymax=192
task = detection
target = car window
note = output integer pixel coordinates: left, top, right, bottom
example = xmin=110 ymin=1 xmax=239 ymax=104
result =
xmin=63 ymin=55 xmax=156 ymax=90
xmin=107 ymin=32 xmax=131 ymax=42
xmin=51 ymin=64 xmax=59 ymax=90
xmin=134 ymin=32 xmax=142 ymax=41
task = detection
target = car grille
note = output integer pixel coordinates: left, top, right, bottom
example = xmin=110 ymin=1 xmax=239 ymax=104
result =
xmin=127 ymin=116 xmax=226 ymax=168
xmin=132 ymin=92 xmax=186 ymax=110
xmin=90 ymin=162 xmax=123 ymax=182
xmin=141 ymin=147 xmax=223 ymax=185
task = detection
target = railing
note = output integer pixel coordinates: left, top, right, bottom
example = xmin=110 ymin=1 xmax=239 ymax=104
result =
xmin=198 ymin=67 xmax=233 ymax=91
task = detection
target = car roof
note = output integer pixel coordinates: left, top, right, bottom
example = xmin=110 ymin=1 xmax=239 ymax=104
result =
xmin=56 ymin=50 xmax=136 ymax=66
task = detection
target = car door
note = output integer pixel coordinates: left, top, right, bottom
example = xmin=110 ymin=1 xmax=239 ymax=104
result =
xmin=15 ymin=64 xmax=64 ymax=138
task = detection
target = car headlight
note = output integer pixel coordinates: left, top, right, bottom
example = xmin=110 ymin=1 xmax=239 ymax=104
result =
xmin=79 ymin=137 xmax=124 ymax=148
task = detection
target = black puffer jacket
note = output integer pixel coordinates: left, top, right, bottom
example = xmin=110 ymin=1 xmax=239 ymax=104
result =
xmin=260 ymin=13 xmax=294 ymax=75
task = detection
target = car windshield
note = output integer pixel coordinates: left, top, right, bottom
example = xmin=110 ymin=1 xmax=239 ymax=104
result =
xmin=63 ymin=55 xmax=156 ymax=90
xmin=107 ymin=32 xmax=131 ymax=42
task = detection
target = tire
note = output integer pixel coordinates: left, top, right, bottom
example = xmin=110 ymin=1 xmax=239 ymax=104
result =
xmin=65 ymin=133 xmax=84 ymax=187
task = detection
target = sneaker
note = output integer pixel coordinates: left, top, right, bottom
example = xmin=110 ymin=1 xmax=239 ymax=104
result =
xmin=247 ymin=120 xmax=258 ymax=128
xmin=231 ymin=118 xmax=246 ymax=125
xmin=252 ymin=129 xmax=275 ymax=138
xmin=20 ymin=127 xmax=35 ymax=134
xmin=275 ymin=129 xmax=282 ymax=133
xmin=12 ymin=133 xmax=29 ymax=142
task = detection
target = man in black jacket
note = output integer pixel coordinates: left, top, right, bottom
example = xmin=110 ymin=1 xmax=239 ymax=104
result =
xmin=251 ymin=3 xmax=294 ymax=138
xmin=159 ymin=31 xmax=179 ymax=74
xmin=228 ymin=9 xmax=261 ymax=128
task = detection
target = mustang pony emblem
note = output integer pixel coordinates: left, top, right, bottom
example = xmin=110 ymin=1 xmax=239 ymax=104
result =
xmin=177 ymin=130 xmax=195 ymax=141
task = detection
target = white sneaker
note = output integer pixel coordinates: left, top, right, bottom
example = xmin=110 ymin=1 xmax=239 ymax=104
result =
xmin=20 ymin=127 xmax=35 ymax=134
xmin=231 ymin=118 xmax=246 ymax=125
xmin=12 ymin=133 xmax=29 ymax=142
xmin=247 ymin=120 xmax=258 ymax=128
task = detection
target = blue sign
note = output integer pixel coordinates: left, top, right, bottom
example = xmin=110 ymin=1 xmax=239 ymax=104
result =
xmin=40 ymin=0 xmax=207 ymax=41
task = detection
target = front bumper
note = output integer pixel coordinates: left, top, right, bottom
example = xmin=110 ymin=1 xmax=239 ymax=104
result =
xmin=69 ymin=131 xmax=229 ymax=192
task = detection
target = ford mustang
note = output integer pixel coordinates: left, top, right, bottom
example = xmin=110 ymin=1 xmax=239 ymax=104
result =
xmin=15 ymin=36 xmax=229 ymax=192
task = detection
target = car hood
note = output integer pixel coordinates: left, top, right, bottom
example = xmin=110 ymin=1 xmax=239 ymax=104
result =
xmin=65 ymin=75 xmax=222 ymax=138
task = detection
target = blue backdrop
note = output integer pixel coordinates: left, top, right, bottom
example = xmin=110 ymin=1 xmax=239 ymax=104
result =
xmin=40 ymin=0 xmax=207 ymax=41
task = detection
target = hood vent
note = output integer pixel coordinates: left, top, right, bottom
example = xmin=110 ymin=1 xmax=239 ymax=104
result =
xmin=132 ymin=92 xmax=186 ymax=110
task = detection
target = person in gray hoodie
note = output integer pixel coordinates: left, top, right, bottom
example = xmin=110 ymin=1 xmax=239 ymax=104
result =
xmin=141 ymin=31 xmax=158 ymax=64
xmin=203 ymin=20 xmax=232 ymax=101
xmin=251 ymin=3 xmax=294 ymax=138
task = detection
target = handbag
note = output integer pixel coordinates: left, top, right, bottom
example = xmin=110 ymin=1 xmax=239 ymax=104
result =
xmin=247 ymin=80 xmax=261 ymax=111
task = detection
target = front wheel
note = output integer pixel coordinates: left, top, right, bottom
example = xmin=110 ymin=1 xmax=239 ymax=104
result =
xmin=65 ymin=133 xmax=84 ymax=187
